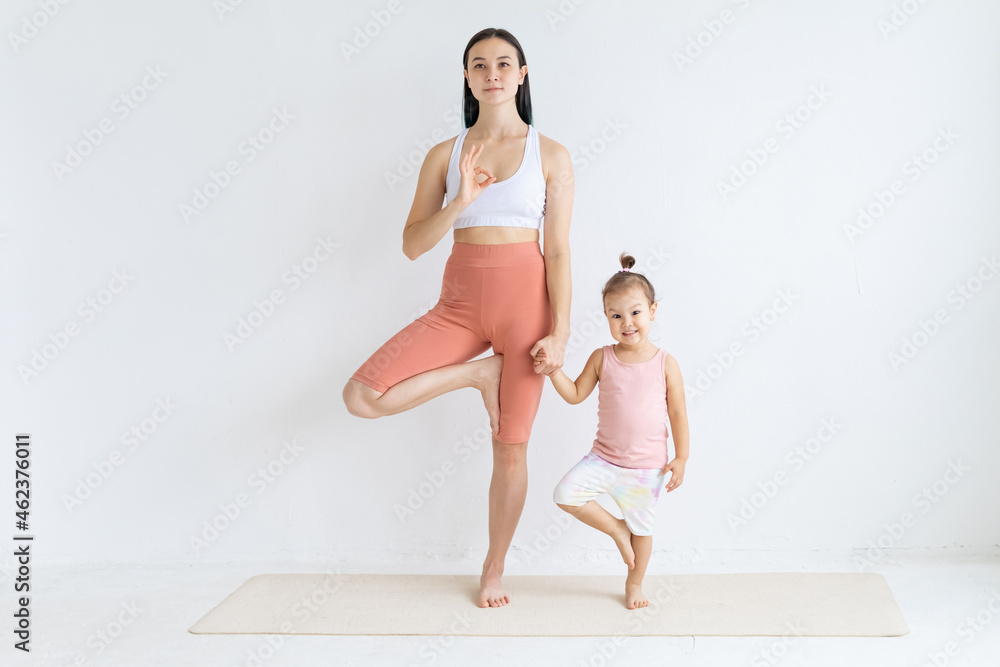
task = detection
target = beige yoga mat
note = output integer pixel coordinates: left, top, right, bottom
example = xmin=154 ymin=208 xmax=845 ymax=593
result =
xmin=188 ymin=573 xmax=909 ymax=637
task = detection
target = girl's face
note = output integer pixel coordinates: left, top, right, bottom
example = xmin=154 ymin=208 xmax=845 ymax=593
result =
xmin=604 ymin=287 xmax=657 ymax=346
xmin=464 ymin=37 xmax=527 ymax=106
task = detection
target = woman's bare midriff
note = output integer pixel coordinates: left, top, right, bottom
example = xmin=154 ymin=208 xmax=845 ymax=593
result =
xmin=453 ymin=226 xmax=540 ymax=245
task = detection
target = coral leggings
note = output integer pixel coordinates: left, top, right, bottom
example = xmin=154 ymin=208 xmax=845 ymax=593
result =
xmin=350 ymin=241 xmax=552 ymax=444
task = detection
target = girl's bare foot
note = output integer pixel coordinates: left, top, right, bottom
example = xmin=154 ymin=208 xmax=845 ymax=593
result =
xmin=626 ymin=582 xmax=649 ymax=609
xmin=612 ymin=518 xmax=635 ymax=569
xmin=479 ymin=569 xmax=510 ymax=608
xmin=474 ymin=354 xmax=503 ymax=437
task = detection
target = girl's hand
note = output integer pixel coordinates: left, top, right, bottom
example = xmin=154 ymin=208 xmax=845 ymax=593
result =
xmin=530 ymin=331 xmax=568 ymax=375
xmin=661 ymin=456 xmax=687 ymax=492
xmin=455 ymin=143 xmax=496 ymax=207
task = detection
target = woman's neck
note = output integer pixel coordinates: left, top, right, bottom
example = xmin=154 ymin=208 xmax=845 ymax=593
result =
xmin=470 ymin=102 xmax=527 ymax=139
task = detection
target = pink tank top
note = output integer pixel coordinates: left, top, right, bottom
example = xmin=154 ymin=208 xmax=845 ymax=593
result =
xmin=591 ymin=345 xmax=670 ymax=469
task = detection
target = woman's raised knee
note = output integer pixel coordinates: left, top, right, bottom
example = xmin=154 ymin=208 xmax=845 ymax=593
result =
xmin=342 ymin=379 xmax=382 ymax=419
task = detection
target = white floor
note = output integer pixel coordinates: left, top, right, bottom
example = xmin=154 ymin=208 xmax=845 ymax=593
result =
xmin=11 ymin=548 xmax=1000 ymax=667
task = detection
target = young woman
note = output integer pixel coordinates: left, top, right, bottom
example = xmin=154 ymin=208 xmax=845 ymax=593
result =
xmin=342 ymin=28 xmax=574 ymax=608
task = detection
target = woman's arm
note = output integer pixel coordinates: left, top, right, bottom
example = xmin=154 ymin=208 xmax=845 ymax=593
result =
xmin=402 ymin=142 xmax=493 ymax=260
xmin=547 ymin=348 xmax=601 ymax=404
xmin=530 ymin=137 xmax=575 ymax=373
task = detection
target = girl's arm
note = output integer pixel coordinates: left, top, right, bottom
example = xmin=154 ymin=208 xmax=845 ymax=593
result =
xmin=662 ymin=353 xmax=689 ymax=491
xmin=546 ymin=348 xmax=601 ymax=405
xmin=402 ymin=142 xmax=493 ymax=260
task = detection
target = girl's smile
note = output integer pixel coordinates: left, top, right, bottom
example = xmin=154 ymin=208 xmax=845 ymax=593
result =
xmin=604 ymin=287 xmax=657 ymax=349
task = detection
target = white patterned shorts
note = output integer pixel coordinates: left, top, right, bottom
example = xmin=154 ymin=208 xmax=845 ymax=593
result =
xmin=552 ymin=451 xmax=667 ymax=536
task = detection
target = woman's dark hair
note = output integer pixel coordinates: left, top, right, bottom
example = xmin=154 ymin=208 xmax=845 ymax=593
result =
xmin=602 ymin=253 xmax=657 ymax=309
xmin=462 ymin=28 xmax=533 ymax=128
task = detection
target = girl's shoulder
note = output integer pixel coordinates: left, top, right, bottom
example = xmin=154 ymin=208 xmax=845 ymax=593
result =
xmin=585 ymin=346 xmax=606 ymax=380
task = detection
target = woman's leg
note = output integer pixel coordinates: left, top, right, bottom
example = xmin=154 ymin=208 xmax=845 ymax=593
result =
xmin=343 ymin=252 xmax=503 ymax=430
xmin=479 ymin=437 xmax=528 ymax=608
xmin=476 ymin=241 xmax=553 ymax=605
xmin=343 ymin=354 xmax=503 ymax=434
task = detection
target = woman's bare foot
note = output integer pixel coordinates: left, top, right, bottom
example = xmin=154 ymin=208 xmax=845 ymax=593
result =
xmin=625 ymin=582 xmax=649 ymax=609
xmin=474 ymin=354 xmax=504 ymax=437
xmin=612 ymin=518 xmax=635 ymax=569
xmin=479 ymin=569 xmax=510 ymax=608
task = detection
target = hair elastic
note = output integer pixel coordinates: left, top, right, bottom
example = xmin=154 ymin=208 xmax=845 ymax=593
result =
xmin=621 ymin=268 xmax=630 ymax=272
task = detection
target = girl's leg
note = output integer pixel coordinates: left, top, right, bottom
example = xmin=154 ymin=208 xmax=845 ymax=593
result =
xmin=613 ymin=467 xmax=666 ymax=609
xmin=554 ymin=454 xmax=636 ymax=569
xmin=556 ymin=500 xmax=636 ymax=569
xmin=479 ymin=438 xmax=528 ymax=608
xmin=626 ymin=535 xmax=652 ymax=609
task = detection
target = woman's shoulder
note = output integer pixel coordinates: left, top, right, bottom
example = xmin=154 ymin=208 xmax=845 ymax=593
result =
xmin=536 ymin=129 xmax=569 ymax=156
xmin=420 ymin=131 xmax=467 ymax=179
xmin=427 ymin=131 xmax=464 ymax=161
xmin=536 ymin=129 xmax=573 ymax=180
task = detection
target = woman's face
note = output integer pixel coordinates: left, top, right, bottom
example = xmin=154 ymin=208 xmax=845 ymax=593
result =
xmin=464 ymin=37 xmax=527 ymax=106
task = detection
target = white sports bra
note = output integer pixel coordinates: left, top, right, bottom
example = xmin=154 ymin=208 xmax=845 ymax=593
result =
xmin=445 ymin=124 xmax=547 ymax=230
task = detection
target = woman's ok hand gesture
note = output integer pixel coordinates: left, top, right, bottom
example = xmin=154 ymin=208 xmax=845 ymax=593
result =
xmin=455 ymin=143 xmax=496 ymax=208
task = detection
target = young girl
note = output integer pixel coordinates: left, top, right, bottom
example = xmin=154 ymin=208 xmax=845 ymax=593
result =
xmin=540 ymin=253 xmax=689 ymax=610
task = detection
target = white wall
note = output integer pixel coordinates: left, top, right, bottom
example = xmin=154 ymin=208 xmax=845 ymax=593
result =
xmin=2 ymin=0 xmax=998 ymax=568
